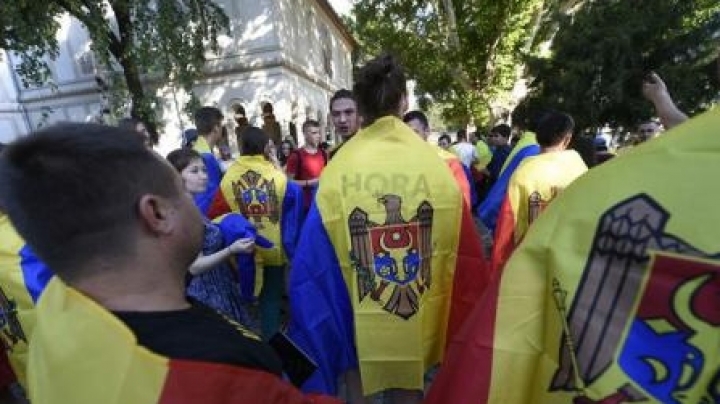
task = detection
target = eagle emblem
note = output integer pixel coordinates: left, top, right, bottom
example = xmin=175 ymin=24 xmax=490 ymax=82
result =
xmin=232 ymin=170 xmax=280 ymax=228
xmin=348 ymin=194 xmax=433 ymax=320
xmin=0 ymin=285 xmax=26 ymax=351
xmin=550 ymin=194 xmax=720 ymax=403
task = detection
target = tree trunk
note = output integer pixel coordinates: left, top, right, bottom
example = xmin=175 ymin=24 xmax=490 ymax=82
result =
xmin=108 ymin=0 xmax=157 ymax=141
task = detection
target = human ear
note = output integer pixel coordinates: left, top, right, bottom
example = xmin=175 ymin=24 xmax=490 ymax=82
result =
xmin=137 ymin=195 xmax=174 ymax=235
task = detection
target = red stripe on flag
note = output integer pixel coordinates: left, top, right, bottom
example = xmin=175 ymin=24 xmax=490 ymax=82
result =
xmin=427 ymin=266 xmax=503 ymax=404
xmin=446 ymin=196 xmax=491 ymax=343
xmin=159 ymin=360 xmax=341 ymax=404
xmin=491 ymin=196 xmax=517 ymax=273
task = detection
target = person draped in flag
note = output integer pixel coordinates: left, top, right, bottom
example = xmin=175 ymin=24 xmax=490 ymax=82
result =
xmin=192 ymin=107 xmax=226 ymax=216
xmin=477 ymin=114 xmax=541 ymax=232
xmin=425 ymin=73 xmax=720 ymax=404
xmin=208 ymin=127 xmax=303 ymax=340
xmin=0 ymin=123 xmax=339 ymax=404
xmin=287 ymin=54 xmax=488 ymax=404
xmin=492 ymin=111 xmax=588 ymax=271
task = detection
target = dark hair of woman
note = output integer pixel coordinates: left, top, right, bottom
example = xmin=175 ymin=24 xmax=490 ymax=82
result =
xmin=352 ymin=53 xmax=407 ymax=125
xmin=167 ymin=148 xmax=202 ymax=173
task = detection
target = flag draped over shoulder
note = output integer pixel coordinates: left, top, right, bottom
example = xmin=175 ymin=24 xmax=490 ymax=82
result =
xmin=0 ymin=215 xmax=53 ymax=387
xmin=426 ymin=109 xmax=720 ymax=404
xmin=492 ymin=150 xmax=588 ymax=272
xmin=214 ymin=213 xmax=274 ymax=302
xmin=29 ymin=278 xmax=340 ymax=404
xmin=478 ymin=132 xmax=540 ymax=231
xmin=193 ymin=137 xmax=224 ymax=215
xmin=213 ymin=156 xmax=302 ymax=265
xmin=288 ymin=117 xmax=488 ymax=396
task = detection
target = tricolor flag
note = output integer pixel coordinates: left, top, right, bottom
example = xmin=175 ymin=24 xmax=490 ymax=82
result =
xmin=492 ymin=150 xmax=588 ymax=271
xmin=478 ymin=132 xmax=540 ymax=231
xmin=29 ymin=278 xmax=340 ymax=404
xmin=426 ymin=108 xmax=720 ymax=403
xmin=287 ymin=116 xmax=489 ymax=396
xmin=0 ymin=213 xmax=53 ymax=388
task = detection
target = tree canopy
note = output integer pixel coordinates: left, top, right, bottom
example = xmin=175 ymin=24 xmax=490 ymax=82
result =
xmin=521 ymin=0 xmax=720 ymax=131
xmin=348 ymin=0 xmax=582 ymax=128
xmin=0 ymin=0 xmax=229 ymax=141
xmin=349 ymin=0 xmax=719 ymax=130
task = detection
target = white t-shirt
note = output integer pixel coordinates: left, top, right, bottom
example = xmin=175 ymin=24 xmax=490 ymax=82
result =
xmin=453 ymin=142 xmax=477 ymax=168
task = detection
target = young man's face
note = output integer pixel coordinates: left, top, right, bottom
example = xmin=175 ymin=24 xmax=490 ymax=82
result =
xmin=638 ymin=122 xmax=660 ymax=141
xmin=304 ymin=125 xmax=322 ymax=148
xmin=331 ymin=98 xmax=359 ymax=140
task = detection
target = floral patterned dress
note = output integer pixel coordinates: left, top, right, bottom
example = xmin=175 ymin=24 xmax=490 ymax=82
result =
xmin=186 ymin=220 xmax=252 ymax=327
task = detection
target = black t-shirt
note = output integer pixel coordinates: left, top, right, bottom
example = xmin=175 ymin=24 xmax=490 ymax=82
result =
xmin=114 ymin=301 xmax=283 ymax=376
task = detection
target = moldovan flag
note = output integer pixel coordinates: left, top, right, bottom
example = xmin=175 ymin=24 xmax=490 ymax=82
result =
xmin=492 ymin=150 xmax=588 ymax=271
xmin=478 ymin=132 xmax=540 ymax=231
xmin=29 ymin=278 xmax=339 ymax=404
xmin=0 ymin=214 xmax=53 ymax=388
xmin=426 ymin=108 xmax=720 ymax=403
xmin=288 ymin=117 xmax=488 ymax=396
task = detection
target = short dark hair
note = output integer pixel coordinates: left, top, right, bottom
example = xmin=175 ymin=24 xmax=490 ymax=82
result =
xmin=0 ymin=123 xmax=180 ymax=280
xmin=403 ymin=111 xmax=429 ymax=129
xmin=490 ymin=124 xmax=511 ymax=138
xmin=536 ymin=111 xmax=575 ymax=147
xmin=302 ymin=119 xmax=321 ymax=133
xmin=438 ymin=134 xmax=451 ymax=144
xmin=353 ymin=54 xmax=407 ymax=123
xmin=457 ymin=129 xmax=467 ymax=141
xmin=194 ymin=107 xmax=223 ymax=136
xmin=241 ymin=127 xmax=270 ymax=156
xmin=117 ymin=117 xmax=141 ymax=132
xmin=167 ymin=148 xmax=202 ymax=173
xmin=330 ymin=89 xmax=356 ymax=111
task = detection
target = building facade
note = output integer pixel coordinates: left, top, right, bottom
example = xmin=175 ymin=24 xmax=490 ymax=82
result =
xmin=0 ymin=0 xmax=356 ymax=153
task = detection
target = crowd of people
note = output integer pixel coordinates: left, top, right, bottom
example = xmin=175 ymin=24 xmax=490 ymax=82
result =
xmin=0 ymin=49 xmax=715 ymax=404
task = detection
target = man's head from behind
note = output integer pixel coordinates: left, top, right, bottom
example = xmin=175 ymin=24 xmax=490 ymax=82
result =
xmin=403 ymin=110 xmax=430 ymax=140
xmin=536 ymin=111 xmax=575 ymax=150
xmin=0 ymin=123 xmax=203 ymax=283
xmin=488 ymin=124 xmax=511 ymax=147
xmin=241 ymin=127 xmax=271 ymax=156
xmin=194 ymin=106 xmax=224 ymax=143
xmin=330 ymin=89 xmax=360 ymax=140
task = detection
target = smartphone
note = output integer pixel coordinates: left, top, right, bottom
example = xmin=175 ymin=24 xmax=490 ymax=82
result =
xmin=268 ymin=331 xmax=318 ymax=388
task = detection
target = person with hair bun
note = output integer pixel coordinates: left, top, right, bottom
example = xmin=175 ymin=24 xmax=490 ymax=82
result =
xmin=287 ymin=54 xmax=489 ymax=403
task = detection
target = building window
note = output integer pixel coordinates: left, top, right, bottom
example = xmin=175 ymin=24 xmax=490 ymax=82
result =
xmin=320 ymin=25 xmax=333 ymax=78
xmin=77 ymin=51 xmax=96 ymax=76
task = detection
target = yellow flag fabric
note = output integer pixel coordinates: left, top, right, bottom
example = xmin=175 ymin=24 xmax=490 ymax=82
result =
xmin=316 ymin=116 xmax=465 ymax=394
xmin=29 ymin=278 xmax=168 ymax=404
xmin=474 ymin=140 xmax=492 ymax=170
xmin=426 ymin=108 xmax=720 ymax=404
xmin=0 ymin=215 xmax=41 ymax=388
xmin=505 ymin=150 xmax=588 ymax=243
xmin=219 ymin=155 xmax=289 ymax=266
xmin=500 ymin=131 xmax=538 ymax=174
xmin=29 ymin=278 xmax=340 ymax=404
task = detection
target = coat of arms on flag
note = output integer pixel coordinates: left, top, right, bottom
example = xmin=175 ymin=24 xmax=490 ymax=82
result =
xmin=348 ymin=194 xmax=433 ymax=320
xmin=231 ymin=170 xmax=280 ymax=228
xmin=551 ymin=194 xmax=720 ymax=403
xmin=0 ymin=285 xmax=25 ymax=351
